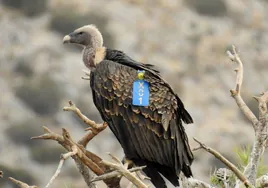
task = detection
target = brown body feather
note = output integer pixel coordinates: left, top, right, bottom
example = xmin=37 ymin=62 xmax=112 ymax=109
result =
xmin=90 ymin=50 xmax=193 ymax=188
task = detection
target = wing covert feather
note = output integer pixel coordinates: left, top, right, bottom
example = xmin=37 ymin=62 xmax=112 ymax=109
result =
xmin=90 ymin=59 xmax=193 ymax=175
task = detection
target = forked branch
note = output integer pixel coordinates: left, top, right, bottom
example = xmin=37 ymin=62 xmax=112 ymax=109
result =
xmin=227 ymin=45 xmax=258 ymax=130
xmin=193 ymin=137 xmax=252 ymax=187
xmin=243 ymin=91 xmax=268 ymax=184
xmin=100 ymin=153 xmax=149 ymax=188
xmin=227 ymin=45 xmax=268 ymax=186
xmin=30 ymin=101 xmax=121 ymax=187
xmin=32 ymin=127 xmax=101 ymax=187
xmin=45 ymin=148 xmax=79 ymax=188
xmin=90 ymin=166 xmax=146 ymax=183
xmin=63 ymin=100 xmax=107 ymax=135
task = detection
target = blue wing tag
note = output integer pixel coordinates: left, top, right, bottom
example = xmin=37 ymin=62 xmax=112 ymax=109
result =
xmin=132 ymin=80 xmax=150 ymax=106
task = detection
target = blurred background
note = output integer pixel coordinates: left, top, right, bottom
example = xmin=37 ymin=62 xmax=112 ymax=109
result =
xmin=0 ymin=0 xmax=268 ymax=187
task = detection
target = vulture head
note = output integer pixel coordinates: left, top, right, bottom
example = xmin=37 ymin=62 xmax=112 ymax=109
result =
xmin=63 ymin=25 xmax=106 ymax=69
xmin=63 ymin=24 xmax=103 ymax=48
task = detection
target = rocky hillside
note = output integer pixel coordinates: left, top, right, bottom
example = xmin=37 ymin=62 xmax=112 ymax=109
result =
xmin=0 ymin=0 xmax=268 ymax=187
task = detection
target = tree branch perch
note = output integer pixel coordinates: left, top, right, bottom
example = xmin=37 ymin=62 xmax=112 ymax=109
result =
xmin=227 ymin=45 xmax=259 ymax=130
xmin=193 ymin=137 xmax=252 ymax=187
xmin=100 ymin=153 xmax=149 ymax=188
xmin=227 ymin=45 xmax=268 ymax=186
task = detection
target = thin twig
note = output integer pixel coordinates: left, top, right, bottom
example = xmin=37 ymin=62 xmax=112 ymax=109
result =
xmin=193 ymin=137 xmax=252 ymax=187
xmin=227 ymin=45 xmax=258 ymax=130
xmin=90 ymin=166 xmax=146 ymax=183
xmin=79 ymin=123 xmax=108 ymax=147
xmin=32 ymin=127 xmax=102 ymax=187
xmin=63 ymin=101 xmax=107 ymax=134
xmin=32 ymin=125 xmax=119 ymax=187
xmin=31 ymin=126 xmax=64 ymax=142
xmin=9 ymin=177 xmax=38 ymax=188
xmin=45 ymin=147 xmax=78 ymax=188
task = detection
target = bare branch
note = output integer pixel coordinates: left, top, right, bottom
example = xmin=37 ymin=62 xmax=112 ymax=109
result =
xmin=253 ymin=91 xmax=268 ymax=119
xmin=244 ymin=91 xmax=268 ymax=185
xmin=32 ymin=127 xmax=102 ymax=187
xmin=193 ymin=137 xmax=252 ymax=187
xmin=79 ymin=123 xmax=108 ymax=147
xmin=227 ymin=45 xmax=243 ymax=95
xmin=227 ymin=45 xmax=258 ymax=130
xmin=45 ymin=148 xmax=78 ymax=188
xmin=30 ymin=100 xmax=123 ymax=187
xmin=31 ymin=126 xmax=64 ymax=142
xmin=32 ymin=125 xmax=120 ymax=187
xmin=9 ymin=177 xmax=38 ymax=188
xmin=90 ymin=166 xmax=146 ymax=183
xmin=101 ymin=153 xmax=149 ymax=188
xmin=61 ymin=128 xmax=104 ymax=176
xmin=226 ymin=45 xmax=268 ymax=186
xmin=63 ymin=101 xmax=107 ymax=134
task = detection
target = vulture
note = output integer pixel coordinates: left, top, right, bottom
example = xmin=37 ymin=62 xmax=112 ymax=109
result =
xmin=63 ymin=25 xmax=194 ymax=188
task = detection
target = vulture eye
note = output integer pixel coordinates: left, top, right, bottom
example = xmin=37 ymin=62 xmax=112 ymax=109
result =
xmin=78 ymin=32 xmax=83 ymax=35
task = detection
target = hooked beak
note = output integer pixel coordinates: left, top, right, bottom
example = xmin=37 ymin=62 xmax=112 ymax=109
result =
xmin=63 ymin=35 xmax=71 ymax=44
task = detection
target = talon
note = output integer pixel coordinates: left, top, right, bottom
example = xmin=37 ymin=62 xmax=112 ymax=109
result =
xmin=122 ymin=157 xmax=134 ymax=169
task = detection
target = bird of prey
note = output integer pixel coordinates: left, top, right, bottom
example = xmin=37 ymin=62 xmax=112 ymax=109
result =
xmin=63 ymin=25 xmax=194 ymax=188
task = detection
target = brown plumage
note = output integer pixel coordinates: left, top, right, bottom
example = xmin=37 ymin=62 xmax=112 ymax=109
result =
xmin=63 ymin=25 xmax=194 ymax=188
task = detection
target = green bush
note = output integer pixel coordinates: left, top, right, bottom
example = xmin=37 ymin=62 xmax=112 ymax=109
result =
xmin=15 ymin=75 xmax=62 ymax=115
xmin=234 ymin=145 xmax=268 ymax=177
xmin=0 ymin=164 xmax=37 ymax=188
xmin=1 ymin=0 xmax=48 ymax=17
xmin=185 ymin=0 xmax=227 ymax=17
xmin=50 ymin=10 xmax=115 ymax=48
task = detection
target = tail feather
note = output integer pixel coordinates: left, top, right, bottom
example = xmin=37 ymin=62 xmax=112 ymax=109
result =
xmin=182 ymin=108 xmax=193 ymax=124
xmin=135 ymin=160 xmax=179 ymax=188
xmin=182 ymin=162 xmax=192 ymax=177
xmin=154 ymin=163 xmax=179 ymax=187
